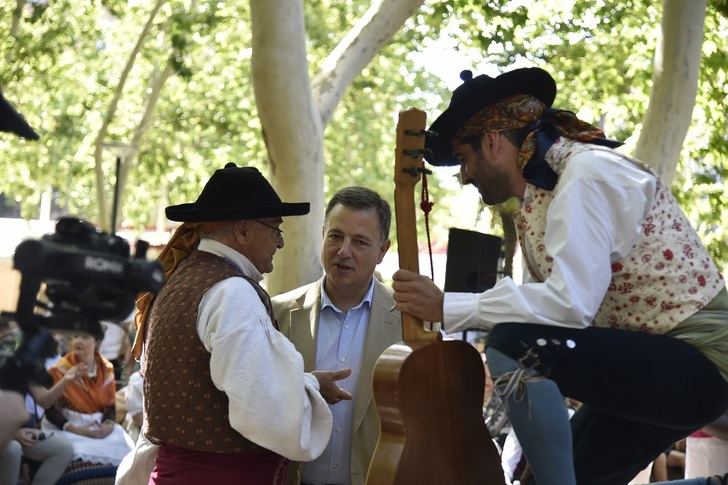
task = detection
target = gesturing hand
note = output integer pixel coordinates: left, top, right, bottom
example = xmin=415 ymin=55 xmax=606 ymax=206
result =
xmin=99 ymin=420 xmax=115 ymax=437
xmin=63 ymin=364 xmax=86 ymax=384
xmin=311 ymin=368 xmax=353 ymax=404
xmin=15 ymin=428 xmax=38 ymax=448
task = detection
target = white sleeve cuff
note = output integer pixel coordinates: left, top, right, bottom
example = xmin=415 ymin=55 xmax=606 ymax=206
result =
xmin=303 ymin=372 xmax=320 ymax=391
xmin=443 ymin=292 xmax=483 ymax=334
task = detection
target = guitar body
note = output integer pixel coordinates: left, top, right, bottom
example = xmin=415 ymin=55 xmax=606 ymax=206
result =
xmin=368 ymin=340 xmax=505 ymax=484
xmin=366 ymin=108 xmax=504 ymax=484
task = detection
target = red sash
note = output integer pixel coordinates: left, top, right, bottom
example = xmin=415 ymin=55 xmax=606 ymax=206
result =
xmin=149 ymin=443 xmax=287 ymax=485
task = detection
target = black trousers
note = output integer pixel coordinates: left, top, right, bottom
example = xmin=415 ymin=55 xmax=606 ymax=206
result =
xmin=487 ymin=323 xmax=728 ymax=485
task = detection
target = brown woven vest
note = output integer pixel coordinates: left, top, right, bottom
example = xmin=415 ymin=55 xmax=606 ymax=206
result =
xmin=143 ymin=250 xmax=276 ymax=454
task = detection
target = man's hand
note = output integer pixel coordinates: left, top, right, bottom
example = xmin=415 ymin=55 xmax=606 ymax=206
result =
xmin=100 ymin=420 xmax=115 ymax=436
xmin=311 ymin=368 xmax=353 ymax=404
xmin=67 ymin=421 xmax=114 ymax=439
xmin=15 ymin=428 xmax=38 ymax=448
xmin=392 ymin=269 xmax=444 ymax=323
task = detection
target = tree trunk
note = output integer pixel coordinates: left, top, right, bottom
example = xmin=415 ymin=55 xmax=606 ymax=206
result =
xmin=252 ymin=0 xmax=425 ymax=294
xmin=633 ymin=0 xmax=706 ymax=185
xmin=313 ymin=0 xmax=425 ymax=126
xmin=92 ymin=0 xmax=166 ymax=231
xmin=250 ymin=0 xmax=325 ymax=294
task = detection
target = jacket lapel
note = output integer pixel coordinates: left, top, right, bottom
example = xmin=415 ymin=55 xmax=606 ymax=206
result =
xmin=289 ymin=279 xmax=323 ymax=372
xmin=351 ymin=280 xmax=401 ymax=433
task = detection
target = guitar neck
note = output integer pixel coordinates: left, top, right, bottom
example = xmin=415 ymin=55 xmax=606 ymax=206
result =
xmin=394 ymin=109 xmax=439 ymax=345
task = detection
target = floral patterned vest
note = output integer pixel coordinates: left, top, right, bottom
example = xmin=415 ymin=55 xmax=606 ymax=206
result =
xmin=515 ymin=138 xmax=724 ymax=333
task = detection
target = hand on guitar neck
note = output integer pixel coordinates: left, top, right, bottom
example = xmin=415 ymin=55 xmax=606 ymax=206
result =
xmin=311 ymin=368 xmax=353 ymax=404
xmin=392 ymin=269 xmax=444 ymax=323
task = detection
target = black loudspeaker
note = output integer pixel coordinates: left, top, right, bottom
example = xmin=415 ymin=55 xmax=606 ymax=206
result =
xmin=444 ymin=228 xmax=503 ymax=293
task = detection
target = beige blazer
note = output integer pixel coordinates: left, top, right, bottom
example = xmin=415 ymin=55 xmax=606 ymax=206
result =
xmin=272 ymin=277 xmax=402 ymax=485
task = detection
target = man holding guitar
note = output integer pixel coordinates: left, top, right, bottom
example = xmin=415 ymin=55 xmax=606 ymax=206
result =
xmin=392 ymin=67 xmax=728 ymax=485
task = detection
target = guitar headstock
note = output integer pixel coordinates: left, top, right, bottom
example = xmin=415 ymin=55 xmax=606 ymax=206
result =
xmin=394 ymin=109 xmax=427 ymax=192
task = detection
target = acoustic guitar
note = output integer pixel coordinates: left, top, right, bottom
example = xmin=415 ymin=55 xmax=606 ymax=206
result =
xmin=366 ymin=109 xmax=505 ymax=484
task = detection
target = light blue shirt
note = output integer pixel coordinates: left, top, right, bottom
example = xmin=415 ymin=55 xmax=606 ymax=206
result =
xmin=301 ymin=279 xmax=374 ymax=485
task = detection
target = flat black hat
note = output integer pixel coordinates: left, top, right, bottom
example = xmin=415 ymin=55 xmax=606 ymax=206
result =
xmin=425 ymin=67 xmax=556 ymax=166
xmin=0 ymin=91 xmax=39 ymax=140
xmin=166 ymin=163 xmax=310 ymax=222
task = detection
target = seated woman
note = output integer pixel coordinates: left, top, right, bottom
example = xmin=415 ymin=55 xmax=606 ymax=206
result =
xmin=43 ymin=330 xmax=133 ymax=469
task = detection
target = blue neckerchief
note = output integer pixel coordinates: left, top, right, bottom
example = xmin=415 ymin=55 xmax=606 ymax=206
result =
xmin=521 ymin=110 xmax=623 ymax=191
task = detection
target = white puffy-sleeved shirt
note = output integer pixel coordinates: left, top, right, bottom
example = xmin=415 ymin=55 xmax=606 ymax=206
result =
xmin=124 ymin=371 xmax=143 ymax=420
xmin=195 ymin=238 xmax=332 ymax=461
xmin=444 ymin=148 xmax=657 ymax=333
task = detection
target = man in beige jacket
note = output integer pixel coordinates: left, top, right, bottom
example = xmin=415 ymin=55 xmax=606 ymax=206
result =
xmin=273 ymin=187 xmax=402 ymax=485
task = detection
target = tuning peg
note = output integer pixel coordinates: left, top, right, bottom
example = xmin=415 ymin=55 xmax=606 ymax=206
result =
xmin=402 ymin=148 xmax=426 ymax=158
xmin=402 ymin=167 xmax=433 ymax=177
xmin=404 ymin=129 xmax=439 ymax=138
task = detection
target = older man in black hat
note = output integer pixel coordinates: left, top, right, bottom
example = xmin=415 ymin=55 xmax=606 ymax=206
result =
xmin=126 ymin=164 xmax=351 ymax=485
xmin=392 ymin=68 xmax=728 ymax=485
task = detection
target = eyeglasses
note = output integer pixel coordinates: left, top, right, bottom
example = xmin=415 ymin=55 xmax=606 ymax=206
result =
xmin=254 ymin=220 xmax=284 ymax=240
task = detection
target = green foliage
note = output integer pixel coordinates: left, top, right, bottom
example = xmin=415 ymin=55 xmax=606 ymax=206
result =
xmin=1 ymin=0 xmax=725 ymax=271
xmin=1 ymin=0 xmax=261 ymax=227
xmin=433 ymin=0 xmax=727 ymax=269
xmin=1 ymin=0 xmax=104 ymax=218
xmin=671 ymin=4 xmax=728 ymax=264
xmin=1 ymin=0 xmax=447 ymax=237
xmin=311 ymin=2 xmax=452 ymax=249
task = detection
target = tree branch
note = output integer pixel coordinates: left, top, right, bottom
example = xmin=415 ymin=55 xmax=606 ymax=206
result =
xmin=11 ymin=0 xmax=24 ymax=37
xmin=92 ymin=0 xmax=167 ymax=230
xmin=312 ymin=0 xmax=425 ymax=127
xmin=114 ymin=62 xmax=175 ymax=226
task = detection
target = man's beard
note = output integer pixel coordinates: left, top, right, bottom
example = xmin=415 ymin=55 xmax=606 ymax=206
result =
xmin=473 ymin=151 xmax=511 ymax=206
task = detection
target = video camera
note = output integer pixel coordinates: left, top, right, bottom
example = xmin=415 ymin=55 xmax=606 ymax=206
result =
xmin=0 ymin=216 xmax=164 ymax=394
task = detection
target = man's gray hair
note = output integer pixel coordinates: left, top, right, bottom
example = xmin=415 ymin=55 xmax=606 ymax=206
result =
xmin=199 ymin=223 xmax=235 ymax=240
xmin=325 ymin=186 xmax=391 ymax=241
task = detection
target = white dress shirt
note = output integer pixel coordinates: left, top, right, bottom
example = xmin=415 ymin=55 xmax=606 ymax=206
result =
xmin=302 ymin=279 xmax=374 ymax=485
xmin=98 ymin=320 xmax=125 ymax=360
xmin=116 ymin=240 xmax=334 ymax=483
xmin=444 ymin=148 xmax=657 ymax=332
xmin=196 ymin=238 xmax=332 ymax=461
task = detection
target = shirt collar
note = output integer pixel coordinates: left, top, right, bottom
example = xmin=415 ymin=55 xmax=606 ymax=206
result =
xmin=197 ymin=238 xmax=264 ymax=282
xmin=320 ymin=278 xmax=375 ymax=313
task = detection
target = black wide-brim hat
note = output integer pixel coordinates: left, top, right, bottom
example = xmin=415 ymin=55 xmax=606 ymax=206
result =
xmin=166 ymin=163 xmax=310 ymax=222
xmin=425 ymin=67 xmax=556 ymax=166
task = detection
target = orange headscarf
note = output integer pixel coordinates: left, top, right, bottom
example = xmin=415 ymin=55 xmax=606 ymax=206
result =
xmin=456 ymin=94 xmax=609 ymax=170
xmin=130 ymin=220 xmax=237 ymax=360
xmin=49 ymin=351 xmax=115 ymax=414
